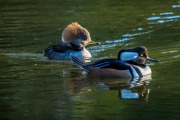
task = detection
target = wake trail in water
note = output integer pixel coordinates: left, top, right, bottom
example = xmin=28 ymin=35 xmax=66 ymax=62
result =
xmin=1 ymin=52 xmax=47 ymax=61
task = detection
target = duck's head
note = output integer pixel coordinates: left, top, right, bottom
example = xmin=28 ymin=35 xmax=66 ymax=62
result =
xmin=118 ymin=46 xmax=159 ymax=65
xmin=62 ymin=22 xmax=99 ymax=46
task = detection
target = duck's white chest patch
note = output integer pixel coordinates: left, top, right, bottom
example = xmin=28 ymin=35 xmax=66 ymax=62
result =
xmin=81 ymin=48 xmax=92 ymax=59
xmin=137 ymin=66 xmax=152 ymax=76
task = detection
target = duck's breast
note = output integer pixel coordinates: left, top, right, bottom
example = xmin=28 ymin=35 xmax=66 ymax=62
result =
xmin=134 ymin=65 xmax=152 ymax=76
xmin=81 ymin=48 xmax=92 ymax=60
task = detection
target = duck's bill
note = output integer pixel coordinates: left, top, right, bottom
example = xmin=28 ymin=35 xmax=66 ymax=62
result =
xmin=87 ymin=41 xmax=100 ymax=45
xmin=146 ymin=57 xmax=159 ymax=62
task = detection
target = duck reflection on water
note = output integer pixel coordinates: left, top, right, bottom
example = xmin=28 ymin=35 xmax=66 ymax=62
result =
xmin=95 ymin=74 xmax=152 ymax=101
xmin=64 ymin=72 xmax=152 ymax=101
xmin=101 ymin=74 xmax=152 ymax=99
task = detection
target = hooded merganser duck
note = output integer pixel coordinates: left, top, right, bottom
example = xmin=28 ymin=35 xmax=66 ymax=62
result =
xmin=44 ymin=22 xmax=99 ymax=60
xmin=70 ymin=46 xmax=159 ymax=78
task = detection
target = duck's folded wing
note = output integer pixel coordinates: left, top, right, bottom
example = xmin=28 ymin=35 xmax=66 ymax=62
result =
xmin=44 ymin=50 xmax=83 ymax=60
xmin=43 ymin=44 xmax=69 ymax=60
xmin=90 ymin=59 xmax=131 ymax=70
xmin=44 ymin=44 xmax=69 ymax=53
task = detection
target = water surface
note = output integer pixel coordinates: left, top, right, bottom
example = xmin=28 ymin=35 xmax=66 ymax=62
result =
xmin=0 ymin=0 xmax=180 ymax=120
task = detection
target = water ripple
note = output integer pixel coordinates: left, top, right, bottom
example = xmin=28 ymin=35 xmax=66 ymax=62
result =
xmin=160 ymin=12 xmax=174 ymax=15
xmin=89 ymin=44 xmax=117 ymax=53
xmin=89 ymin=30 xmax=153 ymax=54
xmin=105 ymin=37 xmax=134 ymax=44
xmin=83 ymin=5 xmax=179 ymax=55
xmin=122 ymin=31 xmax=153 ymax=37
xmin=173 ymin=55 xmax=180 ymax=59
xmin=147 ymin=16 xmax=161 ymax=21
xmin=162 ymin=50 xmax=178 ymax=54
xmin=147 ymin=15 xmax=180 ymax=21
xmin=1 ymin=53 xmax=44 ymax=60
xmin=172 ymin=4 xmax=180 ymax=8
xmin=147 ymin=10 xmax=180 ymax=24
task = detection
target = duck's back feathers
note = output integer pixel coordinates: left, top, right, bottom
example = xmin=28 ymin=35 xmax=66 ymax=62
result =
xmin=44 ymin=44 xmax=83 ymax=60
xmin=89 ymin=59 xmax=131 ymax=70
xmin=70 ymin=55 xmax=133 ymax=72
xmin=43 ymin=44 xmax=71 ymax=59
xmin=70 ymin=55 xmax=152 ymax=78
xmin=44 ymin=39 xmax=87 ymax=60
xmin=44 ymin=44 xmax=70 ymax=54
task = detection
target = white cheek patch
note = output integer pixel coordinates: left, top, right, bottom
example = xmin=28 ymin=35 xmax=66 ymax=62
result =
xmin=120 ymin=52 xmax=138 ymax=61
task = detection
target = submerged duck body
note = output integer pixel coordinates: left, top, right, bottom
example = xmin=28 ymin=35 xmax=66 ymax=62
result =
xmin=44 ymin=22 xmax=99 ymax=60
xmin=71 ymin=46 xmax=159 ymax=78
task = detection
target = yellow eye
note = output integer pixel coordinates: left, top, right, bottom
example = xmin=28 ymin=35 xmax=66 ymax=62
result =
xmin=140 ymin=54 xmax=144 ymax=57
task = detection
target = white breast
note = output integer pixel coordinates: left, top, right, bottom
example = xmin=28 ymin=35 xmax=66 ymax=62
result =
xmin=136 ymin=65 xmax=152 ymax=76
xmin=81 ymin=48 xmax=92 ymax=59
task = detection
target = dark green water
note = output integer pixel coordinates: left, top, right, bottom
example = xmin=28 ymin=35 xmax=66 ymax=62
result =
xmin=0 ymin=0 xmax=180 ymax=120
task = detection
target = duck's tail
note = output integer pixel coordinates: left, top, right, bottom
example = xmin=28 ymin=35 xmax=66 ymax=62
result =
xmin=70 ymin=54 xmax=90 ymax=72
